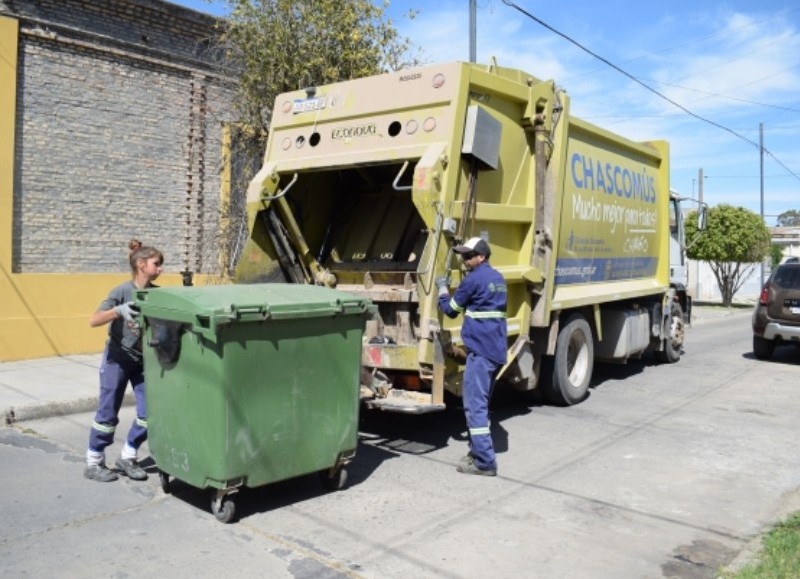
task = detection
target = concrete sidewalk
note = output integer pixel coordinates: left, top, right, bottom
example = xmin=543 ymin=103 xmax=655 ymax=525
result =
xmin=1 ymin=353 xmax=110 ymax=424
xmin=1 ymin=304 xmax=754 ymax=426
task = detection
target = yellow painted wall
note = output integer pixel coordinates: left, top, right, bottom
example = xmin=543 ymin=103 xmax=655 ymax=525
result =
xmin=0 ymin=15 xmax=186 ymax=360
xmin=1 ymin=15 xmax=17 ymax=274
xmin=0 ymin=272 xmax=186 ymax=361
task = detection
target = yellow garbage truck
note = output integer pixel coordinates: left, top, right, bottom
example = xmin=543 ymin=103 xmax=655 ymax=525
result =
xmin=235 ymin=61 xmax=693 ymax=412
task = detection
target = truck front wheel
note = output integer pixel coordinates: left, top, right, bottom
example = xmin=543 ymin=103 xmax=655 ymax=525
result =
xmin=545 ymin=314 xmax=593 ymax=406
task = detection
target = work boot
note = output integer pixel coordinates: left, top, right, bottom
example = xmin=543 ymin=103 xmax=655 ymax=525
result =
xmin=457 ymin=453 xmax=475 ymax=468
xmin=115 ymin=457 xmax=148 ymax=481
xmin=84 ymin=462 xmax=118 ymax=482
xmin=456 ymin=462 xmax=497 ymax=477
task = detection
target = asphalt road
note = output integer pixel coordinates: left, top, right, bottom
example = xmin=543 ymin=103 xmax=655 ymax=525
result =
xmin=2 ymin=310 xmax=799 ymax=578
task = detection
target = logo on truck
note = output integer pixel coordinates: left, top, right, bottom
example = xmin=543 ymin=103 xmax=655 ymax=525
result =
xmin=570 ymin=153 xmax=656 ymax=203
xmin=557 ymin=146 xmax=662 ymax=285
xmin=332 ymin=124 xmax=377 ymax=140
xmin=569 ymin=151 xmax=659 ymax=235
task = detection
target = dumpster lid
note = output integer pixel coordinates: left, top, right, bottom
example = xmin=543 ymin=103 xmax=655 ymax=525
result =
xmin=136 ymin=284 xmax=372 ymax=338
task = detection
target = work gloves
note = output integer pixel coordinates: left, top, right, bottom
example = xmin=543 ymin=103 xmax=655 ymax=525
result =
xmin=435 ymin=276 xmax=450 ymax=297
xmin=114 ymin=301 xmax=138 ymax=322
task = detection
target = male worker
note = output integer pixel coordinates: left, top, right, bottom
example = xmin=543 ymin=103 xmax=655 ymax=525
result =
xmin=437 ymin=237 xmax=507 ymax=476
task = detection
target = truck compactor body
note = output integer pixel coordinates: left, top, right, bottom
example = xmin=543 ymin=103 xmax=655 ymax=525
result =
xmin=235 ymin=61 xmax=691 ymax=412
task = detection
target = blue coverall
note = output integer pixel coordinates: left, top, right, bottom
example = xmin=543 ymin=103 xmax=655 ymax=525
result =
xmin=88 ymin=281 xmax=148 ymax=457
xmin=438 ymin=261 xmax=507 ymax=471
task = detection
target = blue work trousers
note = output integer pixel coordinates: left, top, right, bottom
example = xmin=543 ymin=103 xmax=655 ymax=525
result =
xmin=463 ymin=352 xmax=500 ymax=471
xmin=88 ymin=348 xmax=147 ymax=453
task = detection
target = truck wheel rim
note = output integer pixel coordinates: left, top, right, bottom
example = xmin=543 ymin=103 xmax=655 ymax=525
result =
xmin=567 ymin=332 xmax=590 ymax=387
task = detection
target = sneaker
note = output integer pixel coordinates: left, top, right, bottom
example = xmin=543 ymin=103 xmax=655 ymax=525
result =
xmin=456 ymin=462 xmax=497 ymax=477
xmin=84 ymin=463 xmax=118 ymax=482
xmin=115 ymin=457 xmax=148 ymax=481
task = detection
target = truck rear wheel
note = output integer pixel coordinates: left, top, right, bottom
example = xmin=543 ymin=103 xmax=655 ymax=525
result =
xmin=545 ymin=314 xmax=593 ymax=406
xmin=655 ymin=302 xmax=683 ymax=363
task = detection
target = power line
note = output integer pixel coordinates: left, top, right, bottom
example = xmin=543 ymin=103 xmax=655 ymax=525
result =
xmin=498 ymin=0 xmax=800 ymax=184
xmin=621 ymin=7 xmax=800 ymax=71
xmin=703 ymin=175 xmax=798 ymax=179
xmin=763 ymin=148 xmax=800 ymax=182
xmin=555 ymin=7 xmax=800 ymax=90
xmin=497 ymin=0 xmax=758 ymax=146
xmin=653 ymin=78 xmax=800 ymax=115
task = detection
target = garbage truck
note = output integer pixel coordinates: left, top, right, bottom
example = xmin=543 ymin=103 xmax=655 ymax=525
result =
xmin=235 ymin=61 xmax=696 ymax=413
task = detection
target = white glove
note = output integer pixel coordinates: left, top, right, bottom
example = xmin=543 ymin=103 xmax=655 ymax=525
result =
xmin=113 ymin=301 xmax=138 ymax=322
xmin=435 ymin=276 xmax=449 ymax=297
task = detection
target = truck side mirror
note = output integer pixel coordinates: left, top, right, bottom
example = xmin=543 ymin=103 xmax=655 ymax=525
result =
xmin=697 ymin=205 xmax=708 ymax=231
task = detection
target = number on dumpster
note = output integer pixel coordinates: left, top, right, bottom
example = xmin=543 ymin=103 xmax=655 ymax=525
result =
xmin=170 ymin=447 xmax=190 ymax=472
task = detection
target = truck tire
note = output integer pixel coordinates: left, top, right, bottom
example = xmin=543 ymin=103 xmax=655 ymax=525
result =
xmin=655 ymin=302 xmax=684 ymax=364
xmin=545 ymin=314 xmax=593 ymax=406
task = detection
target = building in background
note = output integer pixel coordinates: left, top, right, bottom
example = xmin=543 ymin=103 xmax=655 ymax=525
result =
xmin=771 ymin=227 xmax=800 ymax=263
xmin=1 ymin=0 xmax=238 ymax=360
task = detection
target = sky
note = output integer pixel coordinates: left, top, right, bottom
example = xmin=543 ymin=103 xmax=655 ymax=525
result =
xmin=170 ymin=0 xmax=800 ymax=225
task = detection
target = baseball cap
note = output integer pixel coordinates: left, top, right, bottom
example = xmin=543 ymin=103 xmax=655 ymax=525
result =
xmin=453 ymin=237 xmax=491 ymax=257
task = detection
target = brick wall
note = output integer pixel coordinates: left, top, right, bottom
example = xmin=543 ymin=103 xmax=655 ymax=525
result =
xmin=4 ymin=0 xmax=236 ymax=273
xmin=2 ymin=0 xmax=219 ymax=62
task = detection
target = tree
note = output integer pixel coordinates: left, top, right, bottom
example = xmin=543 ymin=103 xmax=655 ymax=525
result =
xmin=776 ymin=209 xmax=800 ymax=227
xmin=218 ymin=0 xmax=419 ymax=147
xmin=685 ymin=204 xmax=770 ymax=307
xmin=769 ymin=243 xmax=784 ymax=269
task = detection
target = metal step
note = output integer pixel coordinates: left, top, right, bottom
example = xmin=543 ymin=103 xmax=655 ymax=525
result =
xmin=363 ymin=389 xmax=446 ymax=414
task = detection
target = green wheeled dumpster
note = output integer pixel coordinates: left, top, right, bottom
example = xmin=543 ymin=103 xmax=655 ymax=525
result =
xmin=136 ymin=283 xmax=373 ymax=523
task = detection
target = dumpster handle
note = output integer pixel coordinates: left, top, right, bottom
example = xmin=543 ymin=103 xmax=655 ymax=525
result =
xmin=226 ymin=306 xmax=268 ymax=320
xmin=231 ymin=306 xmax=266 ymax=314
xmin=225 ymin=304 xmax=345 ymax=321
xmin=262 ymin=304 xmax=345 ymax=320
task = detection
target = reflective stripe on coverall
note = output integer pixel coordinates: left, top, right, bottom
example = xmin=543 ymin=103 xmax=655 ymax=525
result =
xmin=438 ymin=261 xmax=508 ymax=471
xmin=88 ymin=347 xmax=147 ymax=453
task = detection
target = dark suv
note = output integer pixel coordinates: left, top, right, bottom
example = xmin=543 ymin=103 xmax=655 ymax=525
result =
xmin=752 ymin=260 xmax=800 ymax=359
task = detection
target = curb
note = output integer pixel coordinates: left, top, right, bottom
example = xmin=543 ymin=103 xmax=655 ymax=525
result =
xmin=4 ymin=393 xmax=135 ymax=425
xmin=721 ymin=486 xmax=800 ymax=574
xmin=691 ymin=305 xmax=753 ymax=325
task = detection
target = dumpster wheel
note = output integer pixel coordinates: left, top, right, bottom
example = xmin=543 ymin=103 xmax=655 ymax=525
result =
xmin=158 ymin=469 xmax=172 ymax=494
xmin=320 ymin=465 xmax=348 ymax=491
xmin=211 ymin=489 xmax=238 ymax=523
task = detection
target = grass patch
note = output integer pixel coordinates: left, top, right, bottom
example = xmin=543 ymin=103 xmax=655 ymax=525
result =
xmin=721 ymin=512 xmax=800 ymax=578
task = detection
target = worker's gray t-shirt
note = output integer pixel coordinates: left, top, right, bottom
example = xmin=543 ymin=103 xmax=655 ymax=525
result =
xmin=98 ymin=280 xmax=144 ymax=363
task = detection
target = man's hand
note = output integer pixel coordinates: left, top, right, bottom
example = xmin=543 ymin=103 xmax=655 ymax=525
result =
xmin=435 ymin=276 xmax=449 ymax=297
xmin=113 ymin=302 xmax=138 ymax=322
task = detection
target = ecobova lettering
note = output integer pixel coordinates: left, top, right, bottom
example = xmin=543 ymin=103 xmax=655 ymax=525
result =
xmin=570 ymin=152 xmax=657 ymax=204
xmin=332 ymin=124 xmax=377 ymax=140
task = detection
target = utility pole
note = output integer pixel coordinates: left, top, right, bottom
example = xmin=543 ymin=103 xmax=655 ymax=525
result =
xmin=698 ymin=167 xmax=704 ymax=204
xmin=760 ymin=122 xmax=765 ymax=285
xmin=469 ymin=0 xmax=476 ymax=63
xmin=694 ymin=168 xmax=704 ymax=300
